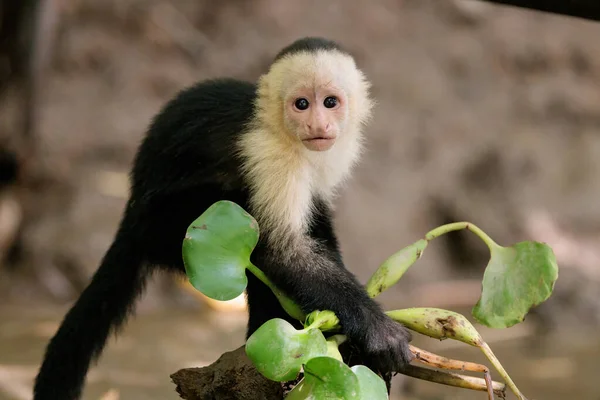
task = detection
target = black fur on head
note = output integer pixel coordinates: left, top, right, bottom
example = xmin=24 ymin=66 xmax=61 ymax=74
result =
xmin=273 ymin=37 xmax=349 ymax=62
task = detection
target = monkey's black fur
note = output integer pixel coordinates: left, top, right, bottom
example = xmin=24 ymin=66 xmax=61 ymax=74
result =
xmin=33 ymin=78 xmax=256 ymax=400
xmin=273 ymin=36 xmax=349 ymax=62
xmin=33 ymin=39 xmax=412 ymax=400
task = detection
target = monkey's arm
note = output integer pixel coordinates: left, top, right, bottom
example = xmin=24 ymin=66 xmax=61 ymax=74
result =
xmin=256 ymin=199 xmax=413 ymax=374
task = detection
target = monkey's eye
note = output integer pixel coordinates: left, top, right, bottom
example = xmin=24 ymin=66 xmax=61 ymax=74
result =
xmin=323 ymin=96 xmax=338 ymax=109
xmin=294 ymin=98 xmax=310 ymax=110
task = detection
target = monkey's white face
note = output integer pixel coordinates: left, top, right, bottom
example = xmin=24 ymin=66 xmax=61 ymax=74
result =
xmin=257 ymin=49 xmax=372 ymax=153
xmin=242 ymin=46 xmax=374 ymax=240
xmin=284 ymin=84 xmax=348 ymax=152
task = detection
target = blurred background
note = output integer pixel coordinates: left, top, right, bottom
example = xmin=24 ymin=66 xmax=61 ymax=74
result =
xmin=1 ymin=0 xmax=599 ymax=399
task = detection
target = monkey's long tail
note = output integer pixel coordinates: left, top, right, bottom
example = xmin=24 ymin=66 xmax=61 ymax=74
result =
xmin=32 ymin=211 xmax=147 ymax=400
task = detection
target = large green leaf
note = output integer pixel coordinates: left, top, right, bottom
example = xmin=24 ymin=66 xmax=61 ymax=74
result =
xmin=245 ymin=318 xmax=328 ymax=382
xmin=285 ymin=357 xmax=360 ymax=400
xmin=182 ymin=200 xmax=259 ymax=301
xmin=472 ymin=241 xmax=558 ymax=328
xmin=350 ymin=365 xmax=389 ymax=400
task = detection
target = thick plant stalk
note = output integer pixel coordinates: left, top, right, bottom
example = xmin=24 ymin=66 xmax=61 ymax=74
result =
xmin=480 ymin=342 xmax=528 ymax=400
xmin=410 ymin=345 xmax=497 ymax=400
xmin=246 ymin=262 xmax=305 ymax=321
xmin=400 ymin=364 xmax=506 ymax=398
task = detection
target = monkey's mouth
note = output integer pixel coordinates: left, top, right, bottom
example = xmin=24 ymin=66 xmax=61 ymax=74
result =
xmin=302 ymin=137 xmax=336 ymax=151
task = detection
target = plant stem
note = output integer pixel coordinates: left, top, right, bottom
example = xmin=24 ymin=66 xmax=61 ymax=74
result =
xmin=245 ymin=262 xmax=272 ymax=288
xmin=410 ymin=345 xmax=495 ymax=400
xmin=327 ymin=334 xmax=347 ymax=346
xmin=246 ymin=262 xmax=305 ymax=321
xmin=410 ymin=345 xmax=488 ymax=373
xmin=480 ymin=342 xmax=528 ymax=400
xmin=400 ymin=364 xmax=505 ymax=397
xmin=425 ymin=222 xmax=498 ymax=251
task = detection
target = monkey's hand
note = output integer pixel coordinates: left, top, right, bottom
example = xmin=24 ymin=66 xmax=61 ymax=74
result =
xmin=358 ymin=314 xmax=414 ymax=375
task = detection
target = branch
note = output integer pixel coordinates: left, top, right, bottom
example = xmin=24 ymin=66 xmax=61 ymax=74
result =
xmin=477 ymin=0 xmax=600 ymax=21
xmin=170 ymin=346 xmax=283 ymax=400
xmin=410 ymin=345 xmax=500 ymax=400
xmin=172 ymin=344 xmax=513 ymax=399
xmin=400 ymin=364 xmax=506 ymax=398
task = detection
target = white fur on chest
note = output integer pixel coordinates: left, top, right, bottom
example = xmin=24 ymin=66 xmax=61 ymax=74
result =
xmin=237 ymin=127 xmax=361 ymax=250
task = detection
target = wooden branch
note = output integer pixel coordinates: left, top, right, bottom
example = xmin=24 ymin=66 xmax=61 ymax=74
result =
xmin=170 ymin=346 xmax=283 ymax=400
xmin=477 ymin=0 xmax=600 ymax=21
xmin=409 ymin=345 xmax=500 ymax=400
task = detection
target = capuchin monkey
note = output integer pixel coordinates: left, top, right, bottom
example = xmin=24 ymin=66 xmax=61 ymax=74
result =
xmin=33 ymin=37 xmax=413 ymax=399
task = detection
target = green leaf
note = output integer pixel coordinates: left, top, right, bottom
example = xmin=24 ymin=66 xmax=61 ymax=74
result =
xmin=245 ymin=318 xmax=328 ymax=382
xmin=472 ymin=241 xmax=559 ymax=328
xmin=182 ymin=200 xmax=259 ymax=301
xmin=350 ymin=365 xmax=389 ymax=400
xmin=366 ymin=239 xmax=428 ymax=298
xmin=285 ymin=357 xmax=360 ymax=399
